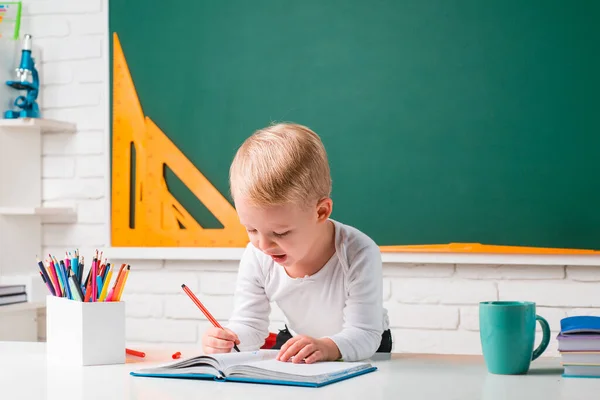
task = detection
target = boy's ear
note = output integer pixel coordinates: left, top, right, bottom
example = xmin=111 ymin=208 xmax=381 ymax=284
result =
xmin=316 ymin=198 xmax=333 ymax=222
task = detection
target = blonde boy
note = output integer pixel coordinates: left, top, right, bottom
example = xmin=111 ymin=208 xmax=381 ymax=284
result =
xmin=201 ymin=123 xmax=390 ymax=363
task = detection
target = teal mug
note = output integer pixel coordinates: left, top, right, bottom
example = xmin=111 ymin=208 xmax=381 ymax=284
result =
xmin=479 ymin=301 xmax=550 ymax=375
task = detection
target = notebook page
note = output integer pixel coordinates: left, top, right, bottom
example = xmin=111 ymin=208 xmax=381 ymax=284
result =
xmin=136 ymin=365 xmax=219 ymax=377
xmin=232 ymin=359 xmax=369 ymax=377
xmin=211 ymin=350 xmax=279 ymax=370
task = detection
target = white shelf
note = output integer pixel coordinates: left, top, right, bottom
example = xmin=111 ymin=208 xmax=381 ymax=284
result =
xmin=0 ymin=117 xmax=76 ymax=342
xmin=1 ymin=273 xmax=50 ymax=303
xmin=0 ymin=301 xmax=45 ymax=315
xmin=0 ymin=207 xmax=77 ymax=223
xmin=0 ymin=118 xmax=76 ymax=133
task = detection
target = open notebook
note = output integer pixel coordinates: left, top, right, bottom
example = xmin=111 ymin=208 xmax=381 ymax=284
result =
xmin=130 ymin=350 xmax=376 ymax=387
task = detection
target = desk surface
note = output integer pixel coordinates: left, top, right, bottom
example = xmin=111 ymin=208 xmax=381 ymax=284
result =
xmin=1 ymin=342 xmax=599 ymax=400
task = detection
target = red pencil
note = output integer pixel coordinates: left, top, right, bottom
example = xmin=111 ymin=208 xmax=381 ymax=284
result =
xmin=91 ymin=257 xmax=97 ymax=302
xmin=126 ymin=348 xmax=145 ymax=357
xmin=84 ymin=283 xmax=92 ymax=302
xmin=181 ymin=284 xmax=240 ymax=352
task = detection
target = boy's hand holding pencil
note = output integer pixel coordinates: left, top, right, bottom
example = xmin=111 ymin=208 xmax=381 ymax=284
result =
xmin=202 ymin=327 xmax=241 ymax=354
xmin=181 ymin=284 xmax=241 ymax=353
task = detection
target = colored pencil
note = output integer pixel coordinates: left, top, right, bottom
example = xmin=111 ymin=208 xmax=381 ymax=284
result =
xmin=98 ymin=267 xmax=113 ymax=302
xmin=181 ymin=284 xmax=239 ymax=352
xmin=36 ymin=257 xmax=55 ymax=296
xmin=37 ymin=250 xmax=133 ymax=303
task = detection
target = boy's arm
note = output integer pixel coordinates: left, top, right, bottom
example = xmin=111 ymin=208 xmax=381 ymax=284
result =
xmin=326 ymin=243 xmax=385 ymax=361
xmin=225 ymin=244 xmax=271 ymax=351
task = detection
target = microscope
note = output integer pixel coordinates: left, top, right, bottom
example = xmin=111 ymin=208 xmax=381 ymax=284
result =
xmin=4 ymin=34 xmax=40 ymax=119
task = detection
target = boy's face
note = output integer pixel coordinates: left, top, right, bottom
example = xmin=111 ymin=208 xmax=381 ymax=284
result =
xmin=234 ymin=196 xmax=332 ymax=268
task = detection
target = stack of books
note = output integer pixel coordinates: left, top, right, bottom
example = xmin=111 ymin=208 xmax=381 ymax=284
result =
xmin=0 ymin=285 xmax=27 ymax=306
xmin=559 ymin=315 xmax=600 ymax=378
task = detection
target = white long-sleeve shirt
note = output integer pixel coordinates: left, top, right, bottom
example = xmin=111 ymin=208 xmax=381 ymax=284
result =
xmin=226 ymin=219 xmax=390 ymax=361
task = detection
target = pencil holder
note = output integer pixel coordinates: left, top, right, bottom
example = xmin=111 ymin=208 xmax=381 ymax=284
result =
xmin=46 ymin=295 xmax=126 ymax=366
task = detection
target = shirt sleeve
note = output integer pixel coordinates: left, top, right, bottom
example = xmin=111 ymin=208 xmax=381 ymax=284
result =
xmin=225 ymin=244 xmax=271 ymax=351
xmin=326 ymin=243 xmax=384 ymax=361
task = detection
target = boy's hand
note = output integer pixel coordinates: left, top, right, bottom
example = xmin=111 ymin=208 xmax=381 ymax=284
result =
xmin=276 ymin=335 xmax=341 ymax=364
xmin=202 ymin=327 xmax=240 ymax=354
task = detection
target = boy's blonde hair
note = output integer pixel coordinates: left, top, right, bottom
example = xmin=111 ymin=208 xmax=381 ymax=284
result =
xmin=229 ymin=123 xmax=332 ymax=207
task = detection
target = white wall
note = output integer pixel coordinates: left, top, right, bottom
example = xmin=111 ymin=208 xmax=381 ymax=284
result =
xmin=0 ymin=39 xmax=19 ymax=112
xmin=27 ymin=0 xmax=600 ymax=357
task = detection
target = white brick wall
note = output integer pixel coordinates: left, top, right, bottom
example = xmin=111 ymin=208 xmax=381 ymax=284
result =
xmin=29 ymin=0 xmax=600 ymax=357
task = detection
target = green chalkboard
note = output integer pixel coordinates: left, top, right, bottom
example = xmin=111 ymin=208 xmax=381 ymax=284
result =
xmin=109 ymin=0 xmax=600 ymax=249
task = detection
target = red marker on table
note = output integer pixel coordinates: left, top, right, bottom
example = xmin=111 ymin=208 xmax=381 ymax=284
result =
xmin=126 ymin=348 xmax=145 ymax=358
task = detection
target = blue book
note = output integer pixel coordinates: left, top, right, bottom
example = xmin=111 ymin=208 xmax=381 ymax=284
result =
xmin=560 ymin=316 xmax=600 ymax=379
xmin=561 ymin=316 xmax=600 ymax=334
xmin=130 ymin=350 xmax=376 ymax=387
xmin=562 ymin=364 xmax=600 ymax=379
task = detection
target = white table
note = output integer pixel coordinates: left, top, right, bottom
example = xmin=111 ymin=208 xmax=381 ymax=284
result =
xmin=1 ymin=342 xmax=598 ymax=400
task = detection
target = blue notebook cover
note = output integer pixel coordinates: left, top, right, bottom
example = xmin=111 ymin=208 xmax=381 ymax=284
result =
xmin=561 ymin=316 xmax=600 ymax=334
xmin=130 ymin=365 xmax=377 ymax=388
xmin=130 ymin=350 xmax=377 ymax=388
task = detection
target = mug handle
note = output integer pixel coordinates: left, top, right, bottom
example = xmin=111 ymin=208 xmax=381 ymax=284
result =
xmin=531 ymin=315 xmax=551 ymax=361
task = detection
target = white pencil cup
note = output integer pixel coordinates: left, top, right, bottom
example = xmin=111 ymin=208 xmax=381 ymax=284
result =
xmin=46 ymin=295 xmax=126 ymax=366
